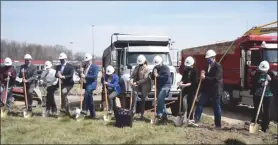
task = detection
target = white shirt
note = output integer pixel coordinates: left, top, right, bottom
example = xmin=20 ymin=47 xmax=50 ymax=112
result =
xmin=60 ymin=62 xmax=67 ymax=73
xmin=208 ymin=65 xmax=211 ymax=73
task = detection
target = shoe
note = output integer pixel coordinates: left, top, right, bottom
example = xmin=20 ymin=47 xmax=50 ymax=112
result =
xmin=214 ymin=126 xmax=222 ymax=131
xmin=108 ymin=110 xmax=113 ymax=115
xmin=189 ymin=120 xmax=199 ymax=127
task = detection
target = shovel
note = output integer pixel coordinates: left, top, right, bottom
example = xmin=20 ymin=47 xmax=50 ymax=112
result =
xmin=22 ymin=71 xmax=31 ymax=118
xmin=75 ymin=78 xmax=85 ymax=122
xmin=1 ymin=76 xmax=10 ymax=118
xmin=174 ymin=88 xmax=185 ymax=127
xmin=57 ymin=73 xmax=67 ymax=120
xmin=150 ymin=76 xmax=157 ymax=125
xmin=249 ymin=83 xmax=267 ymax=134
xmin=184 ymin=77 xmax=202 ymax=127
xmin=103 ymin=69 xmax=111 ymax=122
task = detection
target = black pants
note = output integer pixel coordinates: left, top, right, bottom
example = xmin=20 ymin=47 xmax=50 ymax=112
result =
xmin=48 ymin=84 xmax=73 ymax=114
xmin=25 ymin=83 xmax=35 ymax=112
xmin=46 ymin=85 xmax=57 ymax=113
xmin=180 ymin=91 xmax=194 ymax=120
xmin=251 ymin=96 xmax=271 ymax=132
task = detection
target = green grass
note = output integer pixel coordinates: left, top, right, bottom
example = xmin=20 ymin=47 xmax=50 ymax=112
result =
xmin=1 ymin=110 xmax=277 ymax=144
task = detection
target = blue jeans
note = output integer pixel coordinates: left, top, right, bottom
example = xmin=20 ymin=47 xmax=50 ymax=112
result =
xmin=156 ymin=87 xmax=170 ymax=117
xmin=83 ymin=84 xmax=96 ymax=117
xmin=194 ymin=92 xmax=222 ymax=127
xmin=0 ymin=86 xmax=13 ymax=111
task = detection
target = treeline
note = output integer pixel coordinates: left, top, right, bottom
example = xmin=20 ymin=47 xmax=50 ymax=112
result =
xmin=0 ymin=39 xmax=100 ymax=61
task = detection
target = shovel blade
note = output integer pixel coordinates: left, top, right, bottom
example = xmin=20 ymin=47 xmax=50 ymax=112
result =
xmin=1 ymin=109 xmax=7 ymax=118
xmin=174 ymin=116 xmax=184 ymax=127
xmin=23 ymin=111 xmax=32 ymax=118
xmin=103 ymin=114 xmax=111 ymax=121
xmin=249 ymin=123 xmax=259 ymax=134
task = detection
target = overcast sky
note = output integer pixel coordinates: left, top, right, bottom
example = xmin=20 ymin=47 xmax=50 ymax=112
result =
xmin=1 ymin=1 xmax=277 ymax=57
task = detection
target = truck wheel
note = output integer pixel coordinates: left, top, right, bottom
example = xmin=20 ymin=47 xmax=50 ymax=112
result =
xmin=221 ymin=91 xmax=231 ymax=108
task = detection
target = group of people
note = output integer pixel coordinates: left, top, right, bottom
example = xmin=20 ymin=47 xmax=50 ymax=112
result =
xmin=0 ymin=49 xmax=275 ymax=133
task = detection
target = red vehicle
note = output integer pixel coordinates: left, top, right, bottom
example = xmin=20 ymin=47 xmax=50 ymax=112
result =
xmin=178 ymin=34 xmax=277 ymax=109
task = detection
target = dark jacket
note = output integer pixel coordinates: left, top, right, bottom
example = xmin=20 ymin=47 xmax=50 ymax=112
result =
xmin=130 ymin=64 xmax=152 ymax=94
xmin=18 ymin=64 xmax=37 ymax=85
xmin=151 ymin=64 xmax=172 ymax=91
xmin=101 ymin=74 xmax=121 ymax=94
xmin=201 ymin=62 xmax=223 ymax=96
xmin=82 ymin=64 xmax=99 ymax=90
xmin=180 ymin=67 xmax=198 ymax=94
xmin=55 ymin=62 xmax=74 ymax=86
xmin=250 ymin=70 xmax=275 ymax=97
xmin=0 ymin=66 xmax=17 ymax=87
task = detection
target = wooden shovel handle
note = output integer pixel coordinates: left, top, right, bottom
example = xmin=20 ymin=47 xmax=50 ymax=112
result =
xmin=22 ymin=71 xmax=28 ymax=110
xmin=188 ymin=77 xmax=202 ymax=120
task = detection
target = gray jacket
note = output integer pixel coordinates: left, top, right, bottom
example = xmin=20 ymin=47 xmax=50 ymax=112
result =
xmin=130 ymin=65 xmax=152 ymax=95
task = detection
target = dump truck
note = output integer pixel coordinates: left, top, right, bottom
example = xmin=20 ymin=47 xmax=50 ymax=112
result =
xmin=101 ymin=33 xmax=182 ymax=116
xmin=177 ymin=21 xmax=277 ymax=120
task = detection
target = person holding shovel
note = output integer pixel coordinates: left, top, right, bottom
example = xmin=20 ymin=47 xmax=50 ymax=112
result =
xmin=39 ymin=61 xmax=58 ymax=117
xmin=54 ymin=52 xmax=75 ymax=118
xmin=130 ymin=54 xmax=152 ymax=120
xmin=178 ymin=56 xmax=198 ymax=121
xmin=78 ymin=53 xmax=99 ymax=119
xmin=101 ymin=65 xmax=121 ymax=115
xmin=0 ymin=57 xmax=17 ymax=114
xmin=18 ymin=54 xmax=38 ymax=117
xmin=250 ymin=61 xmax=275 ymax=133
xmin=194 ymin=49 xmax=223 ymax=130
xmin=150 ymin=55 xmax=172 ymax=121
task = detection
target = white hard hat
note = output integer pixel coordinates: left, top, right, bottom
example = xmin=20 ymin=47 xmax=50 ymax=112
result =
xmin=106 ymin=65 xmax=115 ymax=75
xmin=84 ymin=53 xmax=93 ymax=61
xmin=4 ymin=57 xmax=12 ymax=66
xmin=184 ymin=56 xmax=195 ymax=66
xmin=137 ymin=55 xmax=146 ymax=65
xmin=205 ymin=49 xmax=216 ymax=58
xmin=58 ymin=53 xmax=67 ymax=59
xmin=153 ymin=55 xmax=162 ymax=66
xmin=258 ymin=61 xmax=270 ymax=72
xmin=24 ymin=54 xmax=32 ymax=60
xmin=44 ymin=61 xmax=53 ymax=69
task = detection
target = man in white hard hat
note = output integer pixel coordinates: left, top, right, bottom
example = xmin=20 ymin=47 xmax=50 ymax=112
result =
xmin=102 ymin=65 xmax=121 ymax=114
xmin=178 ymin=56 xmax=198 ymax=120
xmin=194 ymin=49 xmax=223 ymax=130
xmin=54 ymin=52 xmax=75 ymax=117
xmin=151 ymin=55 xmax=172 ymax=121
xmin=0 ymin=57 xmax=17 ymax=113
xmin=39 ymin=61 xmax=58 ymax=117
xmin=250 ymin=60 xmax=275 ymax=133
xmin=18 ymin=54 xmax=38 ymax=117
xmin=130 ymin=54 xmax=152 ymax=120
xmin=78 ymin=53 xmax=99 ymax=119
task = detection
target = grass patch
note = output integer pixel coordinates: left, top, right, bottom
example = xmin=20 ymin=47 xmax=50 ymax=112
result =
xmin=1 ymin=111 xmax=277 ymax=144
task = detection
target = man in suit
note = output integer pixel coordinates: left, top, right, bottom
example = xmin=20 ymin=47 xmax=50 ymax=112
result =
xmin=194 ymin=49 xmax=223 ymax=130
xmin=79 ymin=53 xmax=99 ymax=118
xmin=55 ymin=52 xmax=74 ymax=117
xmin=18 ymin=54 xmax=38 ymax=116
xmin=130 ymin=55 xmax=152 ymax=119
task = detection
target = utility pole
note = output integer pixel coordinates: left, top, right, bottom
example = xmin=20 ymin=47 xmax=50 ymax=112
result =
xmin=70 ymin=41 xmax=74 ymax=60
xmin=92 ymin=25 xmax=95 ymax=63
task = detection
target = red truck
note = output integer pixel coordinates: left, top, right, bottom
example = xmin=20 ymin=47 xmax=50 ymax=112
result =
xmin=178 ymin=35 xmax=277 ymax=113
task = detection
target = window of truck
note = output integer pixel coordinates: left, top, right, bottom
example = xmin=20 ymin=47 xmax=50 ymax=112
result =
xmin=263 ymin=49 xmax=278 ymax=63
xmin=250 ymin=50 xmax=261 ymax=66
xmin=127 ymin=52 xmax=172 ymax=65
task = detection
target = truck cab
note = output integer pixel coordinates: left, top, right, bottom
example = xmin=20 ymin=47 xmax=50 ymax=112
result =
xmin=102 ymin=33 xmax=181 ymax=115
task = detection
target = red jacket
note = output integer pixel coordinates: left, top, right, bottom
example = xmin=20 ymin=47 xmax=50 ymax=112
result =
xmin=0 ymin=66 xmax=17 ymax=87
